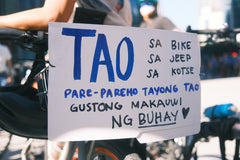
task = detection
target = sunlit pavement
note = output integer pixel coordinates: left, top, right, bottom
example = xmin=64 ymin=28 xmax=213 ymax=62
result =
xmin=2 ymin=135 xmax=46 ymax=160
xmin=2 ymin=135 xmax=25 ymax=160
xmin=197 ymin=137 xmax=236 ymax=160
xmin=2 ymin=135 xmax=237 ymax=160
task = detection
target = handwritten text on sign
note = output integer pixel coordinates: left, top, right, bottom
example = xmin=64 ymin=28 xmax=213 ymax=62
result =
xmin=48 ymin=22 xmax=201 ymax=143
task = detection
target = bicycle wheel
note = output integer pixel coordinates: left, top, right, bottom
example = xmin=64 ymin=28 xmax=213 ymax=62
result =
xmin=0 ymin=129 xmax=12 ymax=159
xmin=85 ymin=139 xmax=142 ymax=160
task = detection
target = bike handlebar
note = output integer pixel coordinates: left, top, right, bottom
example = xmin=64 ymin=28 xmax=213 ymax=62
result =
xmin=0 ymin=27 xmax=48 ymax=52
xmin=186 ymin=25 xmax=240 ymax=35
xmin=186 ymin=25 xmax=240 ymax=40
xmin=0 ymin=27 xmax=25 ymax=40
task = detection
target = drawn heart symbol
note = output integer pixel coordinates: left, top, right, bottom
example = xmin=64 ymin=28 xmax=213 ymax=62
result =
xmin=182 ymin=107 xmax=190 ymax=119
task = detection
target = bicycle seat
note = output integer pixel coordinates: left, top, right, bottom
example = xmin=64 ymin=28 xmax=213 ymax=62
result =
xmin=0 ymin=91 xmax=47 ymax=139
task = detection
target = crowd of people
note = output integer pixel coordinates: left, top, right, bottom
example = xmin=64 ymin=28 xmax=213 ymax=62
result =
xmin=201 ymin=52 xmax=240 ymax=79
xmin=0 ymin=1 xmax=239 ymax=82
xmin=0 ymin=0 xmax=239 ymax=86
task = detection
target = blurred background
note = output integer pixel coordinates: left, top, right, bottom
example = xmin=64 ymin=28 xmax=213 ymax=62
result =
xmin=1 ymin=0 xmax=240 ymax=82
xmin=131 ymin=0 xmax=240 ymax=80
xmin=1 ymin=0 xmax=239 ymax=32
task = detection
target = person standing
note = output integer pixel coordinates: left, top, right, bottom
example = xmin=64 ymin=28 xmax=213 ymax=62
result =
xmin=0 ymin=0 xmax=132 ymax=30
xmin=138 ymin=0 xmax=180 ymax=31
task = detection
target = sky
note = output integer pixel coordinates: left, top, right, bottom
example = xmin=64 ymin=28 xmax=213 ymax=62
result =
xmin=160 ymin=0 xmax=199 ymax=32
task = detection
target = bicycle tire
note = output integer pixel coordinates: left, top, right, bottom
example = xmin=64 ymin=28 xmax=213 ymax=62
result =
xmin=85 ymin=139 xmax=142 ymax=160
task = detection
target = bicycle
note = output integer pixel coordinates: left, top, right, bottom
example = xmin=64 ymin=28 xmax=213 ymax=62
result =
xmin=180 ymin=25 xmax=240 ymax=160
xmin=0 ymin=27 xmax=48 ymax=160
xmin=180 ymin=104 xmax=240 ymax=160
xmin=187 ymin=24 xmax=240 ymax=79
xmin=1 ymin=25 xmax=209 ymax=160
xmin=0 ymin=27 xmax=154 ymax=160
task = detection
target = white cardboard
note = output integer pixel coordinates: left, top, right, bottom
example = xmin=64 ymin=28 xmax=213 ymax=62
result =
xmin=48 ymin=22 xmax=201 ymax=143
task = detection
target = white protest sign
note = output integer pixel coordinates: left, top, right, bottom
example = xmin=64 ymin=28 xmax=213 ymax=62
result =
xmin=48 ymin=22 xmax=201 ymax=143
